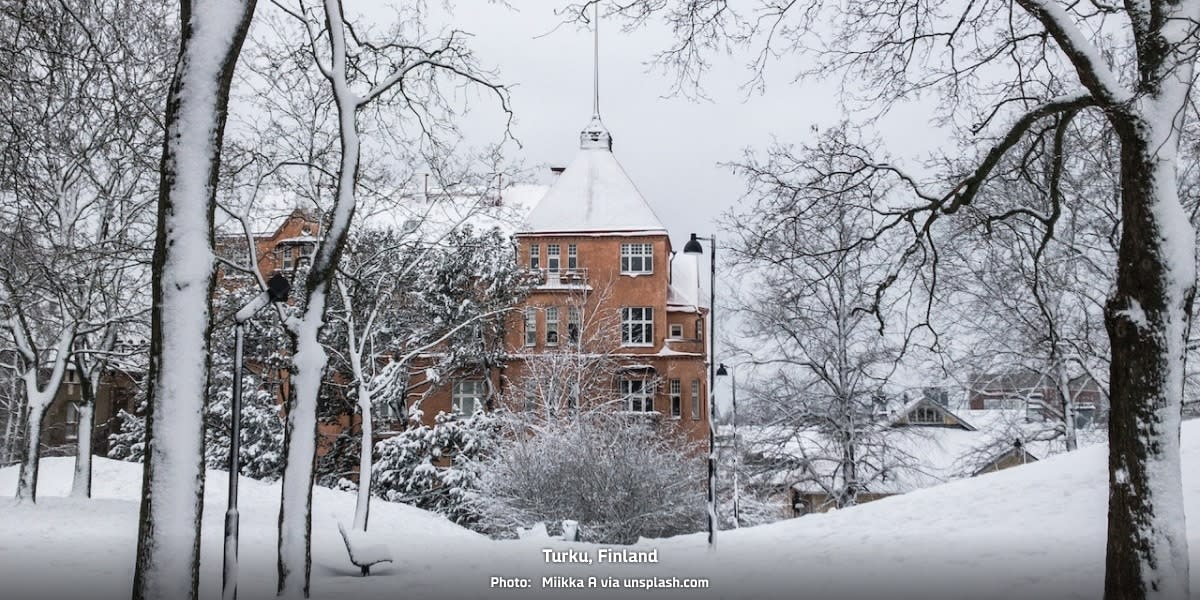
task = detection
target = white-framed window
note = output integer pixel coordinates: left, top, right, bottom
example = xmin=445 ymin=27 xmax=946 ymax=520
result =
xmin=452 ymin=380 xmax=487 ymax=416
xmin=691 ymin=380 xmax=701 ymax=420
xmin=64 ymin=403 xmax=79 ymax=440
xmin=546 ymin=307 xmax=560 ymax=346
xmin=695 ymin=318 xmax=704 ymax=340
xmin=669 ymin=379 xmax=682 ymax=418
xmin=524 ymin=308 xmax=537 ymax=347
xmin=547 ymin=244 xmax=561 ymax=271
xmin=910 ymin=405 xmax=941 ymax=424
xmin=621 ymin=307 xmax=654 ymax=346
xmin=567 ymin=244 xmax=578 ymax=270
xmin=281 ymin=246 xmax=294 ymax=270
xmin=567 ymin=306 xmax=581 ymax=344
xmin=529 ymin=244 xmax=540 ymax=269
xmin=65 ymin=369 xmax=79 ymax=395
xmin=376 ymin=398 xmax=403 ymax=423
xmin=620 ymin=378 xmax=653 ymax=412
xmin=669 ymin=324 xmax=683 ymax=339
xmin=620 ymin=243 xmax=653 ymax=274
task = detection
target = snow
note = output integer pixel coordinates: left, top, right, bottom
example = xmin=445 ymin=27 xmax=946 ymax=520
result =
xmin=7 ymin=420 xmax=1200 ymax=598
xmin=520 ymin=122 xmax=667 ymax=234
xmin=668 ymin=251 xmax=701 ymax=309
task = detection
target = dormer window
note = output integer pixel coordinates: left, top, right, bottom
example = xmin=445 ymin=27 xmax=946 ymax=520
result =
xmin=911 ymin=405 xmax=942 ymax=424
xmin=620 ymin=243 xmax=653 ymax=274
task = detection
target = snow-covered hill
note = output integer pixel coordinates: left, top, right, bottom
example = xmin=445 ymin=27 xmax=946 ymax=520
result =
xmin=4 ymin=421 xmax=1200 ymax=599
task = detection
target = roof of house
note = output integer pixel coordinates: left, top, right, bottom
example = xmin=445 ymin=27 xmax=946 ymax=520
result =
xmin=519 ymin=116 xmax=667 ymax=235
xmin=737 ymin=404 xmax=1103 ymax=497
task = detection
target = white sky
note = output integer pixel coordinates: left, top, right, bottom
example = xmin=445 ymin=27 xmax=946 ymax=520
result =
xmin=344 ymin=1 xmax=951 ymax=252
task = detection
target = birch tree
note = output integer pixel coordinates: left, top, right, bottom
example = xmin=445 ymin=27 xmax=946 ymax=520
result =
xmin=593 ymin=0 xmax=1199 ymax=594
xmin=260 ymin=3 xmax=511 ymax=594
xmin=129 ymin=1 xmax=256 ymax=598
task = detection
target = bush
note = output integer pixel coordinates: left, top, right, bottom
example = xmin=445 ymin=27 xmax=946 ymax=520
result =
xmin=475 ymin=412 xmax=706 ymax=544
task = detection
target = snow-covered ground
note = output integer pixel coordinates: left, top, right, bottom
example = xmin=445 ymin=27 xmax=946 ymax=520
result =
xmin=5 ymin=420 xmax=1200 ymax=599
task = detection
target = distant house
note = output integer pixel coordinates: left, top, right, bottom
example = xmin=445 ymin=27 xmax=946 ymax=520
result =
xmin=968 ymin=370 xmax=1107 ymax=427
xmin=740 ymin=394 xmax=1072 ymax=518
xmin=36 ymin=336 xmax=145 ymax=458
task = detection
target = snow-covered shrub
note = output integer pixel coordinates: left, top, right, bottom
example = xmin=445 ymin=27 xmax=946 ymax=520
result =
xmin=107 ymin=407 xmax=146 ymax=463
xmin=371 ymin=410 xmax=503 ymax=525
xmin=475 ymin=412 xmax=706 ymax=544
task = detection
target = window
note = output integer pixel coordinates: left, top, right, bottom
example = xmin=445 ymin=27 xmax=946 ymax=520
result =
xmin=64 ymin=403 xmax=79 ymax=440
xmin=910 ymin=405 xmax=942 ymax=424
xmin=524 ymin=308 xmax=537 ymax=346
xmin=695 ymin=318 xmax=704 ymax=340
xmin=546 ymin=307 xmax=560 ymax=346
xmin=568 ymin=306 xmax=581 ymax=344
xmin=452 ymin=380 xmax=486 ymax=416
xmin=65 ymin=369 xmax=79 ymax=395
xmin=669 ymin=324 xmax=683 ymax=339
xmin=529 ymin=245 xmax=540 ymax=269
xmin=567 ymin=244 xmax=578 ymax=270
xmin=620 ymin=378 xmax=653 ymax=412
xmin=376 ymin=398 xmax=403 ymax=422
xmin=281 ymin=246 xmax=294 ymax=270
xmin=620 ymin=243 xmax=653 ymax=274
xmin=669 ymin=379 xmax=682 ymax=418
xmin=547 ymin=244 xmax=561 ymax=271
xmin=691 ymin=380 xmax=701 ymax=420
xmin=621 ymin=307 xmax=654 ymax=346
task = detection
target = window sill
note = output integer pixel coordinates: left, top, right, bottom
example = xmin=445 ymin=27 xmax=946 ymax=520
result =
xmin=621 ymin=343 xmax=655 ymax=348
xmin=620 ymin=271 xmax=653 ymax=277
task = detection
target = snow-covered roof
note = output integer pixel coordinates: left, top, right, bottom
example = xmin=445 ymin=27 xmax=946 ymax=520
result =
xmin=519 ymin=116 xmax=667 ymax=235
xmin=668 ymin=252 xmax=703 ymax=311
xmin=738 ymin=405 xmax=1103 ymax=497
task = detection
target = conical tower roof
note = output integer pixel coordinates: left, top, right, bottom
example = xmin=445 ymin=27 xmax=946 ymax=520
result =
xmin=520 ymin=116 xmax=667 ymax=235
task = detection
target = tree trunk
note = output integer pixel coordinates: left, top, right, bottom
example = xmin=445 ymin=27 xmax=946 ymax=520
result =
xmin=131 ymin=2 xmax=256 ymax=599
xmin=353 ymin=382 xmax=373 ymax=532
xmin=71 ymin=399 xmax=94 ymax=498
xmin=1103 ymin=120 xmax=1193 ymax=600
xmin=14 ymin=402 xmax=46 ymax=503
xmin=278 ymin=304 xmax=328 ymax=599
xmin=1056 ymin=361 xmax=1078 ymax=452
xmin=71 ymin=366 xmax=100 ymax=498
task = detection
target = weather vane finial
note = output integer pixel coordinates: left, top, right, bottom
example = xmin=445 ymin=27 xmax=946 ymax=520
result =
xmin=593 ymin=1 xmax=600 ymax=117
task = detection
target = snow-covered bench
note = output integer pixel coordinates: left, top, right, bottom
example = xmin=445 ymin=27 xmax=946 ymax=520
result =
xmin=338 ymin=522 xmax=393 ymax=576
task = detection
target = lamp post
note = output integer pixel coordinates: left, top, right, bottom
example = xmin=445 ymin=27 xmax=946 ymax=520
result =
xmin=223 ymin=273 xmax=290 ymax=600
xmin=683 ymin=232 xmax=717 ymax=548
xmin=716 ymin=362 xmax=739 ymax=528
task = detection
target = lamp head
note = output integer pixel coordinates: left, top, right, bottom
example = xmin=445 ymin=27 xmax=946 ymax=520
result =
xmin=716 ymin=364 xmax=728 ymax=377
xmin=683 ymin=233 xmax=703 ymax=254
xmin=267 ymin=273 xmax=291 ymax=303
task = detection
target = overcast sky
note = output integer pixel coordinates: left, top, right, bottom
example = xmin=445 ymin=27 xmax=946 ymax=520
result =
xmin=352 ymin=1 xmax=951 ymax=253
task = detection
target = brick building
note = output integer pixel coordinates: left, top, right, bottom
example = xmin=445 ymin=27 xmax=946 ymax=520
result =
xmin=407 ymin=115 xmax=711 ymax=443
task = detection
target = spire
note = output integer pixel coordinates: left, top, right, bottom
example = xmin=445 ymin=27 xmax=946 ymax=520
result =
xmin=580 ymin=1 xmax=613 ymax=151
xmin=593 ymin=0 xmax=600 ymax=117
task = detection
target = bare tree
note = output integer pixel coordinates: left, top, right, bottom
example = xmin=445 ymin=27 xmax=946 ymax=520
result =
xmin=590 ymin=1 xmax=1199 ymax=594
xmin=722 ymin=145 xmax=910 ymax=509
xmin=252 ymin=3 xmax=512 ymax=594
xmin=329 ymin=223 xmax=525 ymax=574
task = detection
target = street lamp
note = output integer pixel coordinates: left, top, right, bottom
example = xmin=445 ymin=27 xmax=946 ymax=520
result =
xmin=716 ymin=362 xmax=739 ymax=528
xmin=683 ymin=232 xmax=717 ymax=548
xmin=223 ymin=273 xmax=290 ymax=600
